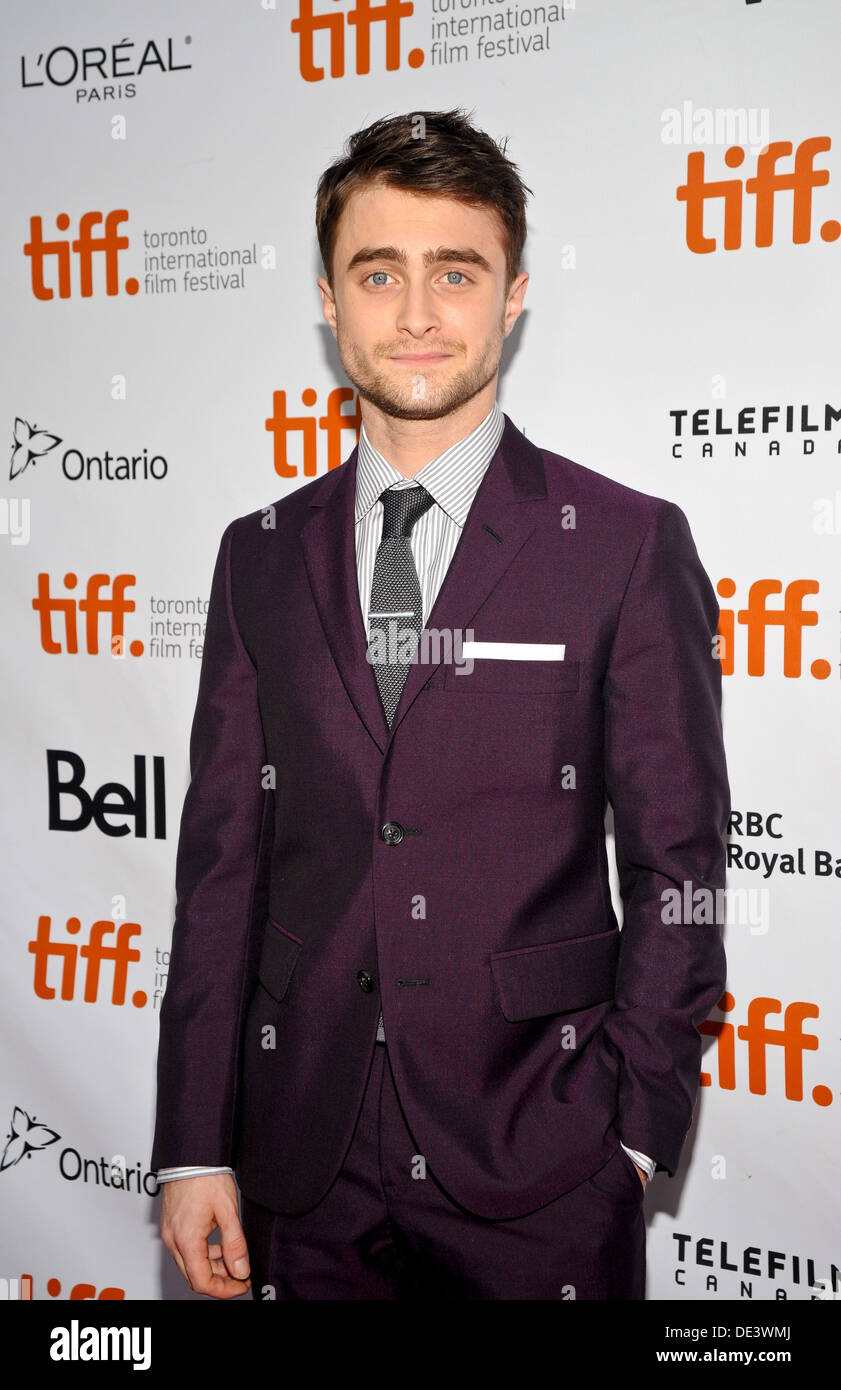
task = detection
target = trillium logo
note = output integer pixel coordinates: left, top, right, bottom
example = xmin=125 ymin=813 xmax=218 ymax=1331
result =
xmin=10 ymin=417 xmax=61 ymax=480
xmin=1 ymin=1106 xmax=60 ymax=1170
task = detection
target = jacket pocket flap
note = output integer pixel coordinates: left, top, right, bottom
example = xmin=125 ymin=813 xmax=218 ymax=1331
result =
xmin=489 ymin=927 xmax=619 ymax=1021
xmin=258 ymin=918 xmax=302 ymax=1002
xmin=444 ymin=658 xmax=580 ymax=693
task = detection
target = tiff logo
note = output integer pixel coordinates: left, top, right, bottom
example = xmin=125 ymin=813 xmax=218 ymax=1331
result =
xmin=700 ymin=992 xmax=832 ymax=1106
xmin=676 ymin=136 xmax=838 ymax=252
xmin=24 ymin=210 xmax=138 ymax=299
xmin=715 ymin=578 xmax=830 ymax=679
xmin=32 ymin=572 xmax=141 ymax=655
xmin=265 ymin=387 xmax=361 ymax=475
xmin=29 ymin=915 xmax=147 ymax=1007
xmin=0 ymin=1273 xmax=124 ymax=1300
xmin=0 ymin=1275 xmax=33 ymax=1299
xmin=291 ymin=0 xmax=423 ymax=81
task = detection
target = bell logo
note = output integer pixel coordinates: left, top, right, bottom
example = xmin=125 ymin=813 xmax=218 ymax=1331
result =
xmin=24 ymin=210 xmax=137 ymax=300
xmin=47 ymin=751 xmax=166 ymax=840
xmin=29 ymin=915 xmax=146 ymax=1007
xmin=700 ymin=992 xmax=832 ymax=1106
xmin=676 ymin=136 xmax=839 ymax=252
xmin=715 ymin=578 xmax=831 ymax=679
xmin=291 ymin=0 xmax=423 ymax=81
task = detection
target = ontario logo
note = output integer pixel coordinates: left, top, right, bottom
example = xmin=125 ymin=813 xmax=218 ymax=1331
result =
xmin=1 ymin=1107 xmax=60 ymax=1171
xmin=10 ymin=416 xmax=168 ymax=483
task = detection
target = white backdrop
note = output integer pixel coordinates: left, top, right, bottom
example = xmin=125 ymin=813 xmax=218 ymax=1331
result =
xmin=2 ymin=0 xmax=838 ymax=1302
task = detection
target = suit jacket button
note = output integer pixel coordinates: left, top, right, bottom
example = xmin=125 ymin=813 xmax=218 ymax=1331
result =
xmin=381 ymin=821 xmax=404 ymax=845
xmin=357 ymin=970 xmax=375 ymax=993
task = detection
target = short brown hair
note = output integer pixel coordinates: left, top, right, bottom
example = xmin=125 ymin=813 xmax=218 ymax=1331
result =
xmin=316 ymin=108 xmax=532 ymax=289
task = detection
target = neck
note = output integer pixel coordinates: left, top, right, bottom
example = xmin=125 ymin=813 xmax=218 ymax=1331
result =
xmin=360 ymin=381 xmax=497 ymax=479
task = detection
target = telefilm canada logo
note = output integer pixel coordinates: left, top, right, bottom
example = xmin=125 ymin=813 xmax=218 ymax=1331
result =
xmin=669 ymin=400 xmax=841 ymax=460
xmin=671 ymin=1231 xmax=839 ymax=1300
xmin=19 ymin=34 xmax=192 ymax=103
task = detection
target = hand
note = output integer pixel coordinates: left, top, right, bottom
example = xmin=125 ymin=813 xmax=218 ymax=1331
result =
xmin=161 ymin=1173 xmax=252 ymax=1299
xmin=631 ymin=1160 xmax=648 ymax=1191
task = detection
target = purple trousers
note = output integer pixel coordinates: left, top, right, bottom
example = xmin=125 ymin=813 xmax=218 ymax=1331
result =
xmin=240 ymin=1040 xmax=646 ymax=1300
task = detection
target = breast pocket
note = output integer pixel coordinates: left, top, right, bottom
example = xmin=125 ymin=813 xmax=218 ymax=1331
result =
xmin=443 ymin=658 xmax=580 ymax=693
xmin=257 ymin=917 xmax=302 ymax=1003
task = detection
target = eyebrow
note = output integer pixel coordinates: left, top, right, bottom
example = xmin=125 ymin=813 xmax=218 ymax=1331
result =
xmin=345 ymin=245 xmax=494 ymax=275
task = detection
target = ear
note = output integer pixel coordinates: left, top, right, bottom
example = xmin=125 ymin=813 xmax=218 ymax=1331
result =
xmin=317 ymin=276 xmax=338 ymax=337
xmin=503 ymin=271 xmax=529 ymax=336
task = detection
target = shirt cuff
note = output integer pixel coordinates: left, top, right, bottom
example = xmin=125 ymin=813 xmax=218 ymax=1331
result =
xmin=155 ymin=1166 xmax=234 ymax=1182
xmin=619 ymin=1143 xmax=655 ymax=1182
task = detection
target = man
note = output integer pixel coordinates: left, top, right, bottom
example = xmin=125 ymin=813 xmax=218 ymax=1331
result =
xmin=151 ymin=109 xmax=729 ymax=1300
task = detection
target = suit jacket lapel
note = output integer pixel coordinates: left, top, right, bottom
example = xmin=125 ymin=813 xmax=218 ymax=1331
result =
xmin=299 ymin=413 xmax=547 ymax=753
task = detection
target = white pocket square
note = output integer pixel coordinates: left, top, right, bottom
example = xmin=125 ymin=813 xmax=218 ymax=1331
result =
xmin=459 ymin=641 xmax=565 ymax=660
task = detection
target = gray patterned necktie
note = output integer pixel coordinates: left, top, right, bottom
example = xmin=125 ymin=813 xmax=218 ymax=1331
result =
xmin=367 ymin=484 xmax=435 ymax=728
xmin=368 ymin=484 xmax=434 ymax=1045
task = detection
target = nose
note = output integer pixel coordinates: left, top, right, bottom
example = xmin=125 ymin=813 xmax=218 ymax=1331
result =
xmin=394 ymin=276 xmax=442 ymax=339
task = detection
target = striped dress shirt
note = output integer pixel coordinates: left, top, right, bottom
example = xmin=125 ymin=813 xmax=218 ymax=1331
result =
xmin=156 ymin=399 xmax=655 ymax=1184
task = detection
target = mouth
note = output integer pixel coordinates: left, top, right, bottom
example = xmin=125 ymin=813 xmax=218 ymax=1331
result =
xmin=387 ymin=353 xmax=454 ymax=364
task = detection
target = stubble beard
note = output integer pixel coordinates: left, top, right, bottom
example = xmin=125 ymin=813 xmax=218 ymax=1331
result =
xmin=335 ymin=311 xmax=507 ymax=422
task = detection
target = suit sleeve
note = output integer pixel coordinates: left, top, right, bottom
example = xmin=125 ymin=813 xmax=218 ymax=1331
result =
xmin=600 ymin=499 xmax=729 ymax=1176
xmin=150 ymin=520 xmax=270 ymax=1171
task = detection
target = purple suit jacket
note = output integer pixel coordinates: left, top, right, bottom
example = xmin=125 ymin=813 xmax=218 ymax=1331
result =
xmin=151 ymin=413 xmax=729 ymax=1219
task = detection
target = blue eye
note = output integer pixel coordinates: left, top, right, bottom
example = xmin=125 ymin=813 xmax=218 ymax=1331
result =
xmin=445 ymin=270 xmax=465 ymax=284
xmin=370 ymin=271 xmax=390 ymax=285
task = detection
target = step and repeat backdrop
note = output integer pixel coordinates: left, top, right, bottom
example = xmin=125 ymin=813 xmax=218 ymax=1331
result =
xmin=2 ymin=0 xmax=838 ymax=1302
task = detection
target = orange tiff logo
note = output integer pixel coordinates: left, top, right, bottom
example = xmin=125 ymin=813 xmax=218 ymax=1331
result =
xmin=715 ymin=578 xmax=831 ymax=679
xmin=265 ymin=386 xmax=361 ymax=475
xmin=24 ymin=210 xmax=137 ymax=299
xmin=29 ymin=916 xmax=146 ymax=1007
xmin=32 ymin=573 xmax=141 ymax=655
xmin=0 ymin=1274 xmax=124 ymax=1301
xmin=291 ymin=0 xmax=423 ymax=80
xmin=676 ymin=136 xmax=839 ymax=252
xmin=700 ymin=993 xmax=832 ymax=1107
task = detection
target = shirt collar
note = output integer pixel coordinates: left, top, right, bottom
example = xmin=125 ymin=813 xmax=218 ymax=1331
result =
xmin=354 ymin=398 xmax=505 ymax=528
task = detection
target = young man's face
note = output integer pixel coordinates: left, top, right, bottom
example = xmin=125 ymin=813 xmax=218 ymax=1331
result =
xmin=318 ymin=180 xmax=528 ymax=421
